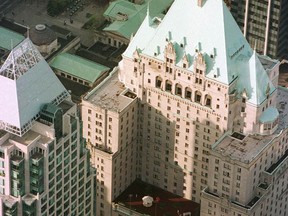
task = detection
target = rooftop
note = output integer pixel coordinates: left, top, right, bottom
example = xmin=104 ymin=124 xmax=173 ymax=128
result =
xmin=22 ymin=194 xmax=37 ymax=206
xmin=84 ymin=69 xmax=136 ymax=112
xmin=0 ymin=195 xmax=18 ymax=208
xmin=0 ymin=26 xmax=25 ymax=50
xmin=29 ymin=24 xmax=57 ymax=46
xmin=50 ymin=53 xmax=109 ymax=83
xmin=113 ymin=179 xmax=200 ymax=216
xmin=213 ymin=132 xmax=275 ymax=164
xmin=12 ymin=129 xmax=51 ymax=146
xmin=103 ymin=0 xmax=173 ymax=39
xmin=123 ymin=0 xmax=275 ymax=106
xmin=258 ymin=54 xmax=278 ymax=71
xmin=0 ymin=38 xmax=68 ymax=136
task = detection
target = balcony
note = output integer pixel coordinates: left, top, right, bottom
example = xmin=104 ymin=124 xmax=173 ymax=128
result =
xmin=262 ymin=149 xmax=288 ymax=182
xmin=258 ymin=182 xmax=269 ymax=190
xmin=231 ymin=196 xmax=261 ymax=214
xmin=201 ymin=187 xmax=220 ymax=201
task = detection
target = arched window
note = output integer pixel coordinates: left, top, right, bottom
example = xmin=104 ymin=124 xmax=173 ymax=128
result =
xmin=195 ymin=91 xmax=202 ymax=103
xmin=205 ymin=94 xmax=212 ymax=107
xmin=175 ymin=83 xmax=182 ymax=96
xmin=185 ymin=87 xmax=192 ymax=100
xmin=165 ymin=80 xmax=172 ymax=92
xmin=155 ymin=76 xmax=162 ymax=88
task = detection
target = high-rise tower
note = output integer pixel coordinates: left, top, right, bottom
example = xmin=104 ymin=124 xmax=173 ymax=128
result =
xmin=82 ymin=0 xmax=288 ymax=215
xmin=229 ymin=0 xmax=288 ymax=59
xmin=0 ymin=38 xmax=96 ymax=216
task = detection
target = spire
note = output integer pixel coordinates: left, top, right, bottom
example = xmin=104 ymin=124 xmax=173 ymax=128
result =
xmin=197 ymin=0 xmax=206 ymax=7
xmin=253 ymin=39 xmax=258 ymax=53
xmin=146 ymin=1 xmax=152 ymax=26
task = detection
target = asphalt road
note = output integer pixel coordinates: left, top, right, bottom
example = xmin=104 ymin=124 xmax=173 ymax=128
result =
xmin=0 ymin=0 xmax=20 ymax=15
xmin=4 ymin=0 xmax=108 ymax=47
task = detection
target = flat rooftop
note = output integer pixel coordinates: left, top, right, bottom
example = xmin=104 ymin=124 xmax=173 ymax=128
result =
xmin=0 ymin=194 xmax=18 ymax=208
xmin=84 ymin=70 xmax=136 ymax=112
xmin=213 ymin=132 xmax=275 ymax=164
xmin=11 ymin=129 xmax=51 ymax=147
xmin=113 ymin=179 xmax=200 ymax=216
xmin=213 ymin=87 xmax=288 ymax=164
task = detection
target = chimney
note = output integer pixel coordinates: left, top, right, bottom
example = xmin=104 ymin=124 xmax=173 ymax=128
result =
xmin=197 ymin=0 xmax=205 ymax=7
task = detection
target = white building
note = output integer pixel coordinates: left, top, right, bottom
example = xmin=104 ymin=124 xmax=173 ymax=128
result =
xmin=0 ymin=38 xmax=96 ymax=216
xmin=81 ymin=0 xmax=288 ymax=215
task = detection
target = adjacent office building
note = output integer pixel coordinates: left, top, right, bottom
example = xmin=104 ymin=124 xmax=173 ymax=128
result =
xmin=0 ymin=38 xmax=96 ymax=215
xmin=82 ymin=0 xmax=288 ymax=215
xmin=229 ymin=0 xmax=288 ymax=59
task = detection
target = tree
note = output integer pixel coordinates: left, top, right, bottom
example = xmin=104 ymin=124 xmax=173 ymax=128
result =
xmin=47 ymin=0 xmax=69 ymax=16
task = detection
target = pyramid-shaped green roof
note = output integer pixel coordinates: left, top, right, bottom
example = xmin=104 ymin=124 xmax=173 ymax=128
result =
xmin=123 ymin=0 xmax=275 ymax=105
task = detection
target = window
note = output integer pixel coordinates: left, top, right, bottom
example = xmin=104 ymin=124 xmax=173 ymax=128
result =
xmin=185 ymin=88 xmax=192 ymax=99
xmin=165 ymin=80 xmax=172 ymax=92
xmin=175 ymin=84 xmax=182 ymax=96
xmin=205 ymin=95 xmax=212 ymax=107
xmin=195 ymin=91 xmax=201 ymax=103
xmin=156 ymin=76 xmax=162 ymax=88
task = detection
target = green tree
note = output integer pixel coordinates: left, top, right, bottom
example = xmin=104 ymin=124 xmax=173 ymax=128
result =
xmin=47 ymin=0 xmax=69 ymax=16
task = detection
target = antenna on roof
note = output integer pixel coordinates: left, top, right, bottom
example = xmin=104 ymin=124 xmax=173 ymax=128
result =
xmin=253 ymin=39 xmax=258 ymax=53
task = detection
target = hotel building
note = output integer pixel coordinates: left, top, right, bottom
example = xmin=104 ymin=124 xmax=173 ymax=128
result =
xmin=81 ymin=0 xmax=288 ymax=215
xmin=0 ymin=38 xmax=96 ymax=216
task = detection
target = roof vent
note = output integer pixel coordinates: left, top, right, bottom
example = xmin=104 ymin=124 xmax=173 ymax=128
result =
xmin=35 ymin=24 xmax=46 ymax=31
xmin=142 ymin=196 xmax=153 ymax=207
xmin=197 ymin=0 xmax=205 ymax=7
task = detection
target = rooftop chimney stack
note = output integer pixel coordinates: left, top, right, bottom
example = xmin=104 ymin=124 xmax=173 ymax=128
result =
xmin=197 ymin=0 xmax=204 ymax=7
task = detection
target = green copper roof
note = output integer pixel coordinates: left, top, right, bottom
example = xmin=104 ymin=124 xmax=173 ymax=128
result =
xmin=103 ymin=0 xmax=173 ymax=39
xmin=123 ymin=0 xmax=275 ymax=105
xmin=0 ymin=27 xmax=25 ymax=50
xmin=50 ymin=53 xmax=109 ymax=83
xmin=260 ymin=107 xmax=279 ymax=123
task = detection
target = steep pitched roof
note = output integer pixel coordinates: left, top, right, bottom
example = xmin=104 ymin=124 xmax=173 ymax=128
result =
xmin=0 ymin=38 xmax=68 ymax=136
xmin=123 ymin=0 xmax=275 ymax=105
xmin=247 ymin=50 xmax=275 ymax=104
xmin=103 ymin=0 xmax=173 ymax=39
xmin=50 ymin=53 xmax=109 ymax=83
